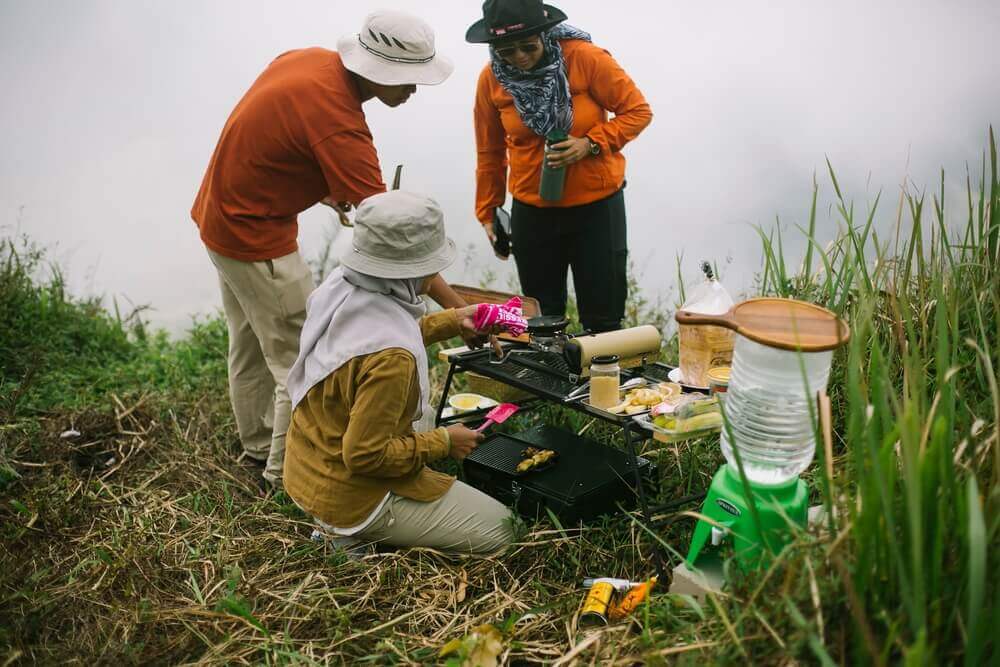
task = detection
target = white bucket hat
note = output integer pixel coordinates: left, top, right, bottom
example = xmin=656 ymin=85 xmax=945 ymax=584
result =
xmin=341 ymin=191 xmax=457 ymax=279
xmin=337 ymin=10 xmax=454 ymax=86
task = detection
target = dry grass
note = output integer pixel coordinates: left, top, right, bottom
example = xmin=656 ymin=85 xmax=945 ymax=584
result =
xmin=6 ymin=131 xmax=998 ymax=662
xmin=1 ymin=385 xmax=738 ymax=665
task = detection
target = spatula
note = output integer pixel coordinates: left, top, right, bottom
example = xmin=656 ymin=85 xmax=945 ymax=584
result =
xmin=475 ymin=403 xmax=520 ymax=432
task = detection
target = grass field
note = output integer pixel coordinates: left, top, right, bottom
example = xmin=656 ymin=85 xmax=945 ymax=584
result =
xmin=1 ymin=133 xmax=997 ymax=665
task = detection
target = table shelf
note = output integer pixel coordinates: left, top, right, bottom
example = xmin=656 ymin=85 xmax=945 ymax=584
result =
xmin=434 ymin=344 xmax=688 ymax=580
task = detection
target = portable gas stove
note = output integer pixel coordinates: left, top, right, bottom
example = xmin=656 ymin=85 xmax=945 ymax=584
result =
xmin=486 ymin=316 xmax=576 ymax=382
xmin=521 ymin=315 xmax=572 ymax=354
xmin=435 ymin=317 xmax=685 ymax=579
xmin=465 ymin=316 xmax=586 ymax=399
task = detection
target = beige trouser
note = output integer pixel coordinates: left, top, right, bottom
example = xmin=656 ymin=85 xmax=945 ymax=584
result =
xmin=316 ymin=482 xmax=515 ymax=555
xmin=207 ymin=248 xmax=315 ymax=486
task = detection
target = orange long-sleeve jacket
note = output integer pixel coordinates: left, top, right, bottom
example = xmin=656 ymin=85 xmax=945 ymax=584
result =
xmin=473 ymin=39 xmax=652 ymax=226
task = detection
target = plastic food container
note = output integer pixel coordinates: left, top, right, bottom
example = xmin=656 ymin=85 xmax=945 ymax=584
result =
xmin=634 ymin=396 xmax=722 ymax=443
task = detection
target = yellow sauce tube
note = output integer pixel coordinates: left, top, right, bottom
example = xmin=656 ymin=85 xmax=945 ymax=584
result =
xmin=607 ymin=577 xmax=657 ymax=621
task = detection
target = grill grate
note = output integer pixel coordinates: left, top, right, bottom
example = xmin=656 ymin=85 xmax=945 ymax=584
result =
xmin=459 ymin=349 xmax=578 ymax=398
xmin=453 ymin=345 xmax=678 ymax=402
xmin=463 ymin=425 xmax=658 ymax=523
xmin=640 ymin=364 xmax=674 ymax=383
xmin=466 ymin=436 xmax=524 ymax=475
xmin=514 ymin=349 xmax=572 ymax=375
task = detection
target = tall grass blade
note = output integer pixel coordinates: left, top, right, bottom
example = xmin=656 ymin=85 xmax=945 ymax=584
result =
xmin=963 ymin=477 xmax=986 ymax=667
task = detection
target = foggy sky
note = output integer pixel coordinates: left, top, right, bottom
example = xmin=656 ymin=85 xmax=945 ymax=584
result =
xmin=1 ymin=0 xmax=998 ymax=333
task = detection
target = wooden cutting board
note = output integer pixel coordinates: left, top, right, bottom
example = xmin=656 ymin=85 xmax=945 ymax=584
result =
xmin=675 ymin=297 xmax=849 ymax=352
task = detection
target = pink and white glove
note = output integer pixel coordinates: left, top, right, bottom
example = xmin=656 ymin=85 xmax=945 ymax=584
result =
xmin=472 ymin=297 xmax=528 ymax=336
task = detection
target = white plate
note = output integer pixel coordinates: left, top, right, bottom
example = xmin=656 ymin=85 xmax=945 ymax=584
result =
xmin=448 ymin=393 xmax=497 ymax=413
xmin=668 ymin=367 xmax=709 ymax=392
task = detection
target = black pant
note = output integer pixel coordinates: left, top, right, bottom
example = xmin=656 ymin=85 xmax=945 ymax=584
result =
xmin=511 ymin=189 xmax=628 ymax=333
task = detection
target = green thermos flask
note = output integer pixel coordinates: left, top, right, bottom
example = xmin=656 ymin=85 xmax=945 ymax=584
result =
xmin=539 ymin=129 xmax=568 ymax=201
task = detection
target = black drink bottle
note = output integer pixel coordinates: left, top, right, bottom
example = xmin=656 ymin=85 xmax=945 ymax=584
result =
xmin=539 ymin=129 xmax=568 ymax=201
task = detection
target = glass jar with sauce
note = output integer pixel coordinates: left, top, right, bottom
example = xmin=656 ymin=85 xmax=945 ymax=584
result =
xmin=707 ymin=366 xmax=731 ymax=397
xmin=589 ymin=355 xmax=621 ymax=410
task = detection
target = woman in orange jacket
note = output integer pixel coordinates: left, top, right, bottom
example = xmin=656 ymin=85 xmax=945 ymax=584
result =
xmin=467 ymin=0 xmax=652 ymax=332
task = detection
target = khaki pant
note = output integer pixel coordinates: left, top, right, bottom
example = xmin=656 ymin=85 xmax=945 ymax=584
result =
xmin=316 ymin=482 xmax=515 ymax=556
xmin=207 ymin=248 xmax=315 ymax=486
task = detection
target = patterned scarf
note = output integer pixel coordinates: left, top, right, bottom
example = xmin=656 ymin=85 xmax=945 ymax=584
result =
xmin=490 ymin=23 xmax=592 ymax=137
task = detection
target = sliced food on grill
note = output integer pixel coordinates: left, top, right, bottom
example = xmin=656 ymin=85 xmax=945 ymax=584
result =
xmin=515 ymin=447 xmax=558 ymax=473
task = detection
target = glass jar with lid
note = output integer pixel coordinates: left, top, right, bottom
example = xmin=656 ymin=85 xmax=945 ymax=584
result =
xmin=589 ymin=354 xmax=621 ymax=410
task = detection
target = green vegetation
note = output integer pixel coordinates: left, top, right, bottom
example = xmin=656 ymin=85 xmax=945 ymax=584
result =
xmin=1 ymin=132 xmax=997 ymax=664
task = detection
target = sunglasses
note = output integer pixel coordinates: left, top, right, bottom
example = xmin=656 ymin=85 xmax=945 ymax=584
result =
xmin=495 ymin=41 xmax=541 ymax=58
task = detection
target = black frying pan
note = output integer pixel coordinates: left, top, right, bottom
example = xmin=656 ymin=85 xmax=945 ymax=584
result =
xmin=526 ymin=316 xmax=569 ymax=336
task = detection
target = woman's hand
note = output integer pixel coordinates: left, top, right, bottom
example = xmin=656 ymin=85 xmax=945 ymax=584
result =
xmin=483 ymin=223 xmax=509 ymax=261
xmin=458 ymin=304 xmax=505 ymax=337
xmin=455 ymin=304 xmax=487 ymax=349
xmin=446 ymin=424 xmax=484 ymax=461
xmin=546 ymin=135 xmax=593 ymax=169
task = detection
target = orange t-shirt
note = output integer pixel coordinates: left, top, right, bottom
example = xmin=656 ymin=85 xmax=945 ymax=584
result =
xmin=473 ymin=40 xmax=652 ymax=225
xmin=192 ymin=48 xmax=386 ymax=261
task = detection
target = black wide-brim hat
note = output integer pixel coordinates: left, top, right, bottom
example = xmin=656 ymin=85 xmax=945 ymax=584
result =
xmin=465 ymin=0 xmax=568 ymax=44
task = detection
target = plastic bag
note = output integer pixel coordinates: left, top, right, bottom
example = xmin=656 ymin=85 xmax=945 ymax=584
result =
xmin=473 ymin=296 xmax=527 ymax=336
xmin=681 ymin=268 xmax=734 ymax=316
xmin=678 ymin=262 xmax=735 ymax=387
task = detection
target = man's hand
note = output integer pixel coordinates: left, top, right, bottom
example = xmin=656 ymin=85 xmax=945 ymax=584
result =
xmin=546 ymin=135 xmax=592 ymax=169
xmin=320 ymin=197 xmax=353 ymax=211
xmin=321 ymin=197 xmax=354 ymax=226
xmin=446 ymin=424 xmax=484 ymax=461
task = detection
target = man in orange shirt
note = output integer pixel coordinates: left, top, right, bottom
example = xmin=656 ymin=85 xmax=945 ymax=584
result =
xmin=191 ymin=11 xmax=458 ymax=490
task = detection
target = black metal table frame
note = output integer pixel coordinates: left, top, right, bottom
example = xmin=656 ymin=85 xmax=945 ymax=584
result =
xmin=434 ymin=346 xmax=674 ymax=580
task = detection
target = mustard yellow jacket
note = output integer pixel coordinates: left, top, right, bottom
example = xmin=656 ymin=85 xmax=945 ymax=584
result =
xmin=284 ymin=309 xmax=461 ymax=528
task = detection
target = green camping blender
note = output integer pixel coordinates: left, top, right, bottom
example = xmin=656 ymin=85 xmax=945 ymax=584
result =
xmin=674 ymin=298 xmax=850 ymax=571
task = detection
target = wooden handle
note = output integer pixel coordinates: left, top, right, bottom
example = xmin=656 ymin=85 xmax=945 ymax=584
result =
xmin=674 ymin=309 xmax=738 ymax=330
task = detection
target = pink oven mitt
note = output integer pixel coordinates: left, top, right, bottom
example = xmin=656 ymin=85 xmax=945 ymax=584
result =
xmin=473 ymin=297 xmax=528 ymax=336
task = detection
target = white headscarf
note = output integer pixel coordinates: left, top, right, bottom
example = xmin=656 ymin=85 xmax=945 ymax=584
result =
xmin=287 ymin=266 xmax=430 ymax=419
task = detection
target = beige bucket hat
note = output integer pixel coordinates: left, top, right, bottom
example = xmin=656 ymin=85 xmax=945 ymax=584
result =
xmin=338 ymin=10 xmax=453 ymax=86
xmin=341 ymin=191 xmax=457 ymax=279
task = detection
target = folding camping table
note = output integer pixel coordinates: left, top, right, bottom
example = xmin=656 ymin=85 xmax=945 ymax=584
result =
xmin=434 ymin=344 xmax=697 ymax=581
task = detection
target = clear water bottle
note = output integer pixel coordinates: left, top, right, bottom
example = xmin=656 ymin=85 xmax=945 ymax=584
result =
xmin=721 ymin=335 xmax=833 ymax=485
